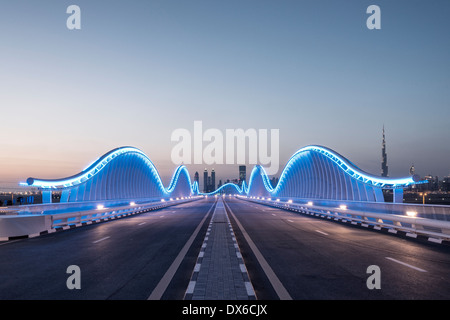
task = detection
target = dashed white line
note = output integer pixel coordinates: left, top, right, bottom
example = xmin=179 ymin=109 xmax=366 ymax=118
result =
xmin=245 ymin=281 xmax=256 ymax=296
xmin=92 ymin=236 xmax=110 ymax=244
xmin=138 ymin=222 xmax=147 ymax=226
xmin=148 ymin=202 xmax=214 ymax=300
xmin=186 ymin=281 xmax=196 ymax=294
xmin=0 ymin=240 xmax=21 ymax=246
xmin=315 ymin=230 xmax=329 ymax=236
xmin=385 ymin=257 xmax=427 ymax=272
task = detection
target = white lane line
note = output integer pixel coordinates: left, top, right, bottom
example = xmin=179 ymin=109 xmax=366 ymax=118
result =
xmin=315 ymin=230 xmax=329 ymax=236
xmin=385 ymin=257 xmax=427 ymax=273
xmin=138 ymin=222 xmax=147 ymax=226
xmin=92 ymin=236 xmax=110 ymax=244
xmin=287 ymin=219 xmax=294 ymax=223
xmin=148 ymin=201 xmax=215 ymax=300
xmin=224 ymin=201 xmax=292 ymax=300
xmin=0 ymin=240 xmax=21 ymax=246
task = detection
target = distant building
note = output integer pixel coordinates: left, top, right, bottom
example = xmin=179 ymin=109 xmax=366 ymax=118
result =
xmin=203 ymin=169 xmax=208 ymax=193
xmin=409 ymin=164 xmax=415 ymax=176
xmin=270 ymin=177 xmax=279 ymax=188
xmin=381 ymin=125 xmax=388 ymax=177
xmin=239 ymin=165 xmax=246 ymax=186
xmin=194 ymin=171 xmax=199 ymax=185
xmin=442 ymin=176 xmax=450 ymax=192
xmin=203 ymin=168 xmax=216 ymax=193
xmin=424 ymin=175 xmax=439 ymax=191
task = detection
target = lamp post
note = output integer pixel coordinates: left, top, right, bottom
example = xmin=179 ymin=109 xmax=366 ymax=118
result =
xmin=420 ymin=192 xmax=427 ymax=205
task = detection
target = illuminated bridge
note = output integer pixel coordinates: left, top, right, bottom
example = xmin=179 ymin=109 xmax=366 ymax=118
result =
xmin=209 ymin=145 xmax=421 ymax=203
xmin=24 ymin=146 xmax=199 ymax=203
xmin=23 ymin=145 xmax=420 ymax=204
xmin=1 ymin=145 xmax=450 ymax=301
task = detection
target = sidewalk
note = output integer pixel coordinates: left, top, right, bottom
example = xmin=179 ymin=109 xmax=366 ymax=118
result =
xmin=184 ymin=197 xmax=256 ymax=300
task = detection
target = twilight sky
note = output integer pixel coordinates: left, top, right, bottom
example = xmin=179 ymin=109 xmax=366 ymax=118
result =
xmin=0 ymin=0 xmax=449 ymax=189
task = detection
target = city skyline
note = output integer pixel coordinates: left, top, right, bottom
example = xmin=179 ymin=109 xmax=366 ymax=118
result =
xmin=0 ymin=1 xmax=449 ymax=189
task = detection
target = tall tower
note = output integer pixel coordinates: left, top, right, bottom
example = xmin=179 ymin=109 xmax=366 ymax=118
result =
xmin=211 ymin=169 xmax=216 ymax=192
xmin=203 ymin=169 xmax=208 ymax=193
xmin=381 ymin=125 xmax=388 ymax=177
xmin=239 ymin=165 xmax=246 ymax=186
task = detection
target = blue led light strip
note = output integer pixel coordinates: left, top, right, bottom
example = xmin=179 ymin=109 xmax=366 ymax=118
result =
xmin=21 ymin=145 xmax=423 ymax=198
xmin=23 ymin=146 xmax=195 ymax=195
xmin=284 ymin=145 xmax=418 ymax=189
xmin=205 ymin=145 xmax=421 ymax=196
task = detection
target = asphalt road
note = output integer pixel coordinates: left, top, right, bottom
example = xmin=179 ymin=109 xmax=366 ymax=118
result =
xmin=0 ymin=198 xmax=215 ymax=300
xmin=1 ymin=196 xmax=449 ymax=300
xmin=224 ymin=196 xmax=450 ymax=300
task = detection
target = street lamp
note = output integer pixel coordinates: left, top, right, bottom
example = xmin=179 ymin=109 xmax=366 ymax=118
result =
xmin=420 ymin=192 xmax=427 ymax=204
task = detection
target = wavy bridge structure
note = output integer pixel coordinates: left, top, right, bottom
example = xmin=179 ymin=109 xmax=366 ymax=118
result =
xmin=212 ymin=145 xmax=422 ymax=204
xmin=24 ymin=147 xmax=198 ymax=204
xmin=23 ymin=145 xmax=422 ymax=204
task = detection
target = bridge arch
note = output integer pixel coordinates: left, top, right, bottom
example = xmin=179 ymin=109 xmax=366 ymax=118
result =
xmin=25 ymin=147 xmax=196 ymax=203
xmin=23 ymin=145 xmax=421 ymax=204
xmin=246 ymin=145 xmax=419 ymax=203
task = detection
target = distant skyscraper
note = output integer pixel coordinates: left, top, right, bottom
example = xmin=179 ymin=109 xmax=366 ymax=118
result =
xmin=202 ymin=168 xmax=216 ymax=192
xmin=239 ymin=165 xmax=246 ymax=186
xmin=194 ymin=171 xmax=199 ymax=184
xmin=381 ymin=125 xmax=388 ymax=177
xmin=409 ymin=164 xmax=415 ymax=176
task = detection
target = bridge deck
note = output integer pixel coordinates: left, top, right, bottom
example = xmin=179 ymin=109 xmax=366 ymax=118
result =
xmin=184 ymin=198 xmax=256 ymax=300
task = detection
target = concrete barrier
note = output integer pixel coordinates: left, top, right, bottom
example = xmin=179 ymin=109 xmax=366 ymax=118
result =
xmin=0 ymin=215 xmax=52 ymax=240
xmin=0 ymin=196 xmax=203 ymax=240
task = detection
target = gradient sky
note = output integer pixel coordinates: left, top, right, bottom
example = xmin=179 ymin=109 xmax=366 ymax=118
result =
xmin=0 ymin=0 xmax=449 ymax=189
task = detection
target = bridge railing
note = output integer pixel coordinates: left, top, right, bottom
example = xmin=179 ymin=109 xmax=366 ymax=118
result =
xmin=50 ymin=198 xmax=195 ymax=228
xmin=0 ymin=196 xmax=203 ymax=240
xmin=239 ymin=196 xmax=450 ymax=244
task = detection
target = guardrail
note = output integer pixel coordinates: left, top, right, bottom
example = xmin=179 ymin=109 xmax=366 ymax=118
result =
xmin=50 ymin=197 xmax=198 ymax=228
xmin=0 ymin=196 xmax=203 ymax=240
xmin=238 ymin=196 xmax=450 ymax=244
